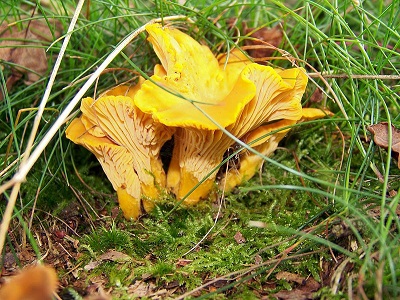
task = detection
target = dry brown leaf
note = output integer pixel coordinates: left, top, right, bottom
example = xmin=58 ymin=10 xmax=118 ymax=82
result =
xmin=128 ymin=281 xmax=156 ymax=298
xmin=234 ymin=231 xmax=246 ymax=244
xmin=254 ymin=254 xmax=263 ymax=265
xmin=84 ymin=281 xmax=111 ymax=300
xmin=0 ymin=18 xmax=62 ymax=99
xmin=276 ymin=271 xmax=306 ymax=284
xmin=0 ymin=264 xmax=58 ymax=300
xmin=310 ymin=88 xmax=324 ymax=103
xmin=98 ymin=250 xmax=131 ymax=262
xmin=84 ymin=250 xmax=131 ymax=271
xmin=367 ymin=122 xmax=400 ymax=168
xmin=176 ymin=258 xmax=192 ymax=267
xmin=273 ymin=272 xmax=320 ymax=300
xmin=243 ymin=22 xmax=283 ymax=60
xmin=272 ymin=290 xmax=311 ymax=300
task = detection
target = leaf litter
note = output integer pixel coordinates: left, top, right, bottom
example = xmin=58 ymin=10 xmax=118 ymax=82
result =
xmin=0 ymin=18 xmax=62 ymax=99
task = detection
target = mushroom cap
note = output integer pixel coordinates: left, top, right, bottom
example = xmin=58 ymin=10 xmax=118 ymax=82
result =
xmin=300 ymin=107 xmax=333 ymax=121
xmin=227 ymin=65 xmax=306 ymax=139
xmin=101 ymin=77 xmax=145 ymax=97
xmin=166 ymin=64 xmax=308 ymax=204
xmin=212 ymin=64 xmax=312 ymax=192
xmin=134 ymin=24 xmax=256 ymax=130
xmin=214 ymin=65 xmax=307 ymax=192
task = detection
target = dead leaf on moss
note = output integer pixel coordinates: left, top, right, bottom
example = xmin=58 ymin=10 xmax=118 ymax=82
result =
xmin=367 ymin=122 xmax=400 ymax=168
xmin=176 ymin=258 xmax=192 ymax=267
xmin=84 ymin=250 xmax=131 ymax=271
xmin=243 ymin=22 xmax=283 ymax=60
xmin=84 ymin=281 xmax=111 ymax=300
xmin=254 ymin=254 xmax=263 ymax=265
xmin=128 ymin=281 xmax=156 ymax=298
xmin=276 ymin=271 xmax=306 ymax=284
xmin=234 ymin=231 xmax=246 ymax=244
xmin=0 ymin=19 xmax=62 ymax=99
xmin=273 ymin=271 xmax=320 ymax=300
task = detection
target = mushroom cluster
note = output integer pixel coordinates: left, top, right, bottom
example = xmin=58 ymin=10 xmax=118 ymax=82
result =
xmin=66 ymin=23 xmax=329 ymax=219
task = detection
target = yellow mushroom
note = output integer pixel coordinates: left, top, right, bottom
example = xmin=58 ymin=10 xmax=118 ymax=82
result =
xmin=217 ymin=66 xmax=308 ymax=191
xmin=134 ymin=24 xmax=311 ymax=205
xmin=220 ymin=108 xmax=333 ymax=192
xmin=67 ymin=23 xmax=331 ymax=216
xmin=66 ymin=83 xmax=175 ymax=219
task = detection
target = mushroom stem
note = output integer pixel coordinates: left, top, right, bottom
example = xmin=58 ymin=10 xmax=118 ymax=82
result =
xmin=167 ymin=128 xmax=234 ymax=205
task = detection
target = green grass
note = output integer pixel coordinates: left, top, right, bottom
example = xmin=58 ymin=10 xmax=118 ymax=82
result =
xmin=1 ymin=0 xmax=400 ymax=299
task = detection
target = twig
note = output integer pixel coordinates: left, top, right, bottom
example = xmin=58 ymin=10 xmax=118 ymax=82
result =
xmin=175 ymin=250 xmax=322 ymax=300
xmin=308 ymin=73 xmax=400 ymax=80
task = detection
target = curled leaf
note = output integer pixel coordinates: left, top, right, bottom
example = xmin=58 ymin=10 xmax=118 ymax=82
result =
xmin=367 ymin=122 xmax=400 ymax=169
xmin=243 ymin=23 xmax=283 ymax=60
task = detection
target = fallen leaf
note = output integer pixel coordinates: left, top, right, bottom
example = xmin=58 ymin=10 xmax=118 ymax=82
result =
xmin=84 ymin=250 xmax=131 ymax=271
xmin=84 ymin=281 xmax=111 ymax=300
xmin=254 ymin=254 xmax=263 ymax=265
xmin=273 ymin=272 xmax=320 ymax=300
xmin=310 ymin=88 xmax=324 ymax=103
xmin=272 ymin=290 xmax=311 ymax=300
xmin=367 ymin=122 xmax=400 ymax=168
xmin=84 ymin=260 xmax=102 ymax=271
xmin=389 ymin=189 xmax=398 ymax=197
xmin=249 ymin=220 xmax=267 ymax=228
xmin=276 ymin=271 xmax=306 ymax=284
xmin=176 ymin=258 xmax=192 ymax=267
xmin=243 ymin=22 xmax=283 ymax=60
xmin=0 ymin=18 xmax=62 ymax=99
xmin=128 ymin=281 xmax=156 ymax=298
xmin=98 ymin=250 xmax=131 ymax=262
xmin=0 ymin=264 xmax=58 ymax=300
xmin=234 ymin=231 xmax=246 ymax=244
xmin=2 ymin=252 xmax=17 ymax=269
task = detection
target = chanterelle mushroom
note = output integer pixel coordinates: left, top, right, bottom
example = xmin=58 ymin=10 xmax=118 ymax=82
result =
xmin=134 ymin=24 xmax=314 ymax=205
xmin=219 ymin=107 xmax=332 ymax=191
xmin=66 ymin=82 xmax=175 ymax=219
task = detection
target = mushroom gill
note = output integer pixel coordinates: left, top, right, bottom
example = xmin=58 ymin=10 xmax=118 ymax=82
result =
xmin=219 ymin=107 xmax=333 ymax=192
xmin=66 ymin=83 xmax=174 ymax=219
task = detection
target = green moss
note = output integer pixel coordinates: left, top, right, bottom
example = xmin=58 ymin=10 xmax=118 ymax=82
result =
xmin=82 ymin=223 xmax=133 ymax=254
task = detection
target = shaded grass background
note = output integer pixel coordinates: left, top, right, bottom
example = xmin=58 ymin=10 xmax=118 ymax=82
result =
xmin=0 ymin=0 xmax=399 ymax=298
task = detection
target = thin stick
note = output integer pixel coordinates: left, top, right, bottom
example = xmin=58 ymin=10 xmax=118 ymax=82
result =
xmin=181 ymin=192 xmax=224 ymax=257
xmin=308 ymin=73 xmax=400 ymax=80
xmin=175 ymin=250 xmax=322 ymax=300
